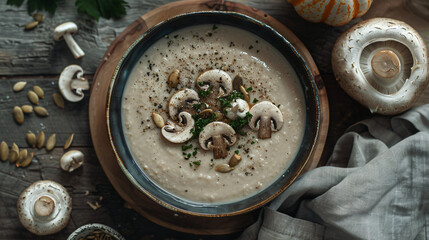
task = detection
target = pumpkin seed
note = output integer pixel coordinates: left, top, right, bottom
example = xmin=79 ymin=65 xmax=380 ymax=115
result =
xmin=46 ymin=134 xmax=56 ymax=151
xmin=28 ymin=90 xmax=39 ymax=105
xmin=32 ymin=13 xmax=44 ymax=22
xmin=152 ymin=112 xmax=165 ymax=128
xmin=64 ymin=133 xmax=74 ymax=150
xmin=232 ymin=74 xmax=243 ymax=91
xmin=228 ymin=154 xmax=242 ymax=167
xmin=26 ymin=131 xmax=37 ymax=148
xmin=17 ymin=149 xmax=28 ymax=167
xmin=13 ymin=81 xmax=27 ymax=92
xmin=21 ymin=105 xmax=33 ymax=114
xmin=0 ymin=141 xmax=8 ymax=161
xmin=36 ymin=131 xmax=45 ymax=149
xmin=215 ymin=163 xmax=234 ymax=173
xmin=13 ymin=106 xmax=24 ymax=125
xmin=18 ymin=152 xmax=33 ymax=168
xmin=33 ymin=86 xmax=44 ymax=99
xmin=9 ymin=143 xmax=19 ymax=163
xmin=24 ymin=21 xmax=39 ymax=30
xmin=239 ymin=85 xmax=250 ymax=102
xmin=168 ymin=69 xmax=180 ymax=88
xmin=53 ymin=93 xmax=65 ymax=109
xmin=34 ymin=106 xmax=49 ymax=117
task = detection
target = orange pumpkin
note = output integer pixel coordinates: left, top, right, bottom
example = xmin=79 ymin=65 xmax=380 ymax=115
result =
xmin=289 ymin=0 xmax=373 ymax=26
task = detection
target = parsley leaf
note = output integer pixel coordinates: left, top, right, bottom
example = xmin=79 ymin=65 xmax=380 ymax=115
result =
xmin=229 ymin=112 xmax=253 ymax=134
xmin=218 ymin=90 xmax=244 ymax=108
xmin=76 ymin=0 xmax=127 ymax=20
xmin=6 ymin=0 xmax=25 ymax=7
xmin=190 ymin=113 xmax=216 ymax=138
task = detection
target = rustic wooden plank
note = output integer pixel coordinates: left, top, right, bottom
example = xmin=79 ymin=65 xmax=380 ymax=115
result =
xmin=0 ymin=146 xmax=239 ymax=239
xmin=0 ymin=77 xmax=91 ymax=147
xmin=0 ymin=0 xmax=295 ymax=76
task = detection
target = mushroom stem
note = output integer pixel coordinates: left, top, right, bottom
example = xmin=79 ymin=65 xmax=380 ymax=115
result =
xmin=258 ymin=116 xmax=272 ymax=139
xmin=70 ymin=78 xmax=90 ymax=96
xmin=371 ymin=50 xmax=400 ymax=79
xmin=34 ymin=196 xmax=55 ymax=217
xmin=63 ymin=34 xmax=85 ymax=59
xmin=211 ymin=135 xmax=228 ymax=159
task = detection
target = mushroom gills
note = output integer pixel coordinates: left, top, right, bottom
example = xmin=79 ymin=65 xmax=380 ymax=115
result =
xmin=360 ymin=40 xmax=413 ymax=94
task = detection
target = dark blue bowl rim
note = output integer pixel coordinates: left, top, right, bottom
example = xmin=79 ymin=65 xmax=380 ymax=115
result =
xmin=106 ymin=11 xmax=320 ymax=217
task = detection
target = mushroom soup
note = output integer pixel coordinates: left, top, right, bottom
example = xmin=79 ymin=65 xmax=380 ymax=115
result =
xmin=122 ymin=24 xmax=306 ymax=203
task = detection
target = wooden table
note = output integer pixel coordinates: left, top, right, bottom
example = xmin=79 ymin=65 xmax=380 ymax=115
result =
xmin=0 ymin=0 xmax=427 ymax=239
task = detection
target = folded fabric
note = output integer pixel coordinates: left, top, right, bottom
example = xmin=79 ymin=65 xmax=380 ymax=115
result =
xmin=238 ymin=104 xmax=429 ymax=240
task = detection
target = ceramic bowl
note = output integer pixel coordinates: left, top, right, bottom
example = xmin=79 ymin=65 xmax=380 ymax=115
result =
xmin=107 ymin=11 xmax=320 ymax=216
xmin=67 ymin=223 xmax=125 ymax=240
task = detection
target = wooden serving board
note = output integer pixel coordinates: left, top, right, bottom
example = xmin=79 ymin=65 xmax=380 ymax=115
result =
xmin=89 ymin=0 xmax=329 ymax=235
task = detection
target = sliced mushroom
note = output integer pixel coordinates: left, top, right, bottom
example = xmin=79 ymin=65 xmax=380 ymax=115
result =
xmin=195 ymin=69 xmax=233 ymax=98
xmin=199 ymin=122 xmax=237 ymax=159
xmin=167 ymin=88 xmax=199 ymax=121
xmin=17 ymin=180 xmax=72 ymax=235
xmin=161 ymin=112 xmax=194 ymax=143
xmin=249 ymin=101 xmax=284 ymax=139
xmin=225 ymin=99 xmax=250 ymax=120
xmin=332 ymin=18 xmax=429 ymax=115
xmin=59 ymin=65 xmax=90 ymax=102
xmin=60 ymin=150 xmax=84 ymax=172
xmin=53 ymin=22 xmax=85 ymax=59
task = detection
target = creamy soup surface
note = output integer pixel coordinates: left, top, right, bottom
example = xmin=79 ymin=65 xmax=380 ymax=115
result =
xmin=122 ymin=24 xmax=306 ymax=203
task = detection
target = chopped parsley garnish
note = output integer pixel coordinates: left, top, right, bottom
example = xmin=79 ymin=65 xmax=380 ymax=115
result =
xmin=208 ymin=32 xmax=212 ymax=37
xmin=198 ymin=85 xmax=213 ymax=97
xmin=218 ymin=90 xmax=244 ymax=108
xmin=212 ymin=25 xmax=218 ymax=30
xmin=249 ymin=45 xmax=254 ymax=50
xmin=246 ymin=87 xmax=253 ymax=92
xmin=253 ymin=98 xmax=259 ymax=103
xmin=251 ymin=141 xmax=255 ymax=144
xmin=235 ymin=150 xmax=239 ymax=154
xmin=182 ymin=144 xmax=193 ymax=151
xmin=198 ymin=81 xmax=205 ymax=86
xmin=190 ymin=113 xmax=216 ymax=138
xmin=192 ymin=148 xmax=198 ymax=156
xmin=229 ymin=112 xmax=253 ymax=134
xmin=192 ymin=161 xmax=201 ymax=166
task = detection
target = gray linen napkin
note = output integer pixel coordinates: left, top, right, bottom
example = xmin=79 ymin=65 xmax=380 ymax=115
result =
xmin=238 ymin=104 xmax=429 ymax=240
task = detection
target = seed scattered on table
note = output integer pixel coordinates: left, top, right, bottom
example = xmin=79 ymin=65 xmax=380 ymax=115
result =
xmin=13 ymin=82 xmax=27 ymax=92
xmin=34 ymin=106 xmax=49 ymax=117
xmin=0 ymin=141 xmax=8 ymax=161
xmin=33 ymin=86 xmax=44 ymax=99
xmin=37 ymin=131 xmax=45 ymax=149
xmin=24 ymin=21 xmax=39 ymax=30
xmin=26 ymin=131 xmax=37 ymax=148
xmin=64 ymin=133 xmax=74 ymax=150
xmin=28 ymin=90 xmax=39 ymax=105
xmin=21 ymin=105 xmax=33 ymax=114
xmin=46 ymin=134 xmax=56 ymax=151
xmin=9 ymin=143 xmax=19 ymax=163
xmin=13 ymin=106 xmax=24 ymax=125
xmin=53 ymin=93 xmax=65 ymax=109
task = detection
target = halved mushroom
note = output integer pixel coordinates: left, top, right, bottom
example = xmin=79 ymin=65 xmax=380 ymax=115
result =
xmin=249 ymin=101 xmax=283 ymax=139
xmin=199 ymin=122 xmax=237 ymax=159
xmin=162 ymin=112 xmax=194 ymax=143
xmin=195 ymin=69 xmax=233 ymax=98
xmin=60 ymin=150 xmax=84 ymax=172
xmin=332 ymin=18 xmax=429 ymax=115
xmin=59 ymin=65 xmax=90 ymax=102
xmin=225 ymin=99 xmax=250 ymax=120
xmin=17 ymin=180 xmax=72 ymax=235
xmin=168 ymin=88 xmax=199 ymax=121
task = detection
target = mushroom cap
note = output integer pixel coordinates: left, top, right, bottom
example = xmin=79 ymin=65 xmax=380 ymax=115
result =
xmin=60 ymin=150 xmax=84 ymax=172
xmin=249 ymin=101 xmax=284 ymax=131
xmin=161 ymin=111 xmax=194 ymax=143
xmin=226 ymin=99 xmax=250 ymax=120
xmin=17 ymin=180 xmax=72 ymax=235
xmin=53 ymin=22 xmax=78 ymax=41
xmin=199 ymin=121 xmax=237 ymax=150
xmin=168 ymin=88 xmax=199 ymax=120
xmin=59 ymin=65 xmax=89 ymax=102
xmin=196 ymin=69 xmax=233 ymax=97
xmin=332 ymin=18 xmax=429 ymax=115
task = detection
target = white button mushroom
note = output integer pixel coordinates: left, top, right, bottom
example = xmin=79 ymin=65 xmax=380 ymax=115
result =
xmin=17 ymin=180 xmax=72 ymax=235
xmin=249 ymin=101 xmax=284 ymax=139
xmin=225 ymin=98 xmax=250 ymax=120
xmin=53 ymin=22 xmax=85 ymax=59
xmin=162 ymin=112 xmax=195 ymax=143
xmin=168 ymin=88 xmax=200 ymax=121
xmin=60 ymin=150 xmax=84 ymax=172
xmin=196 ymin=69 xmax=233 ymax=98
xmin=59 ymin=65 xmax=90 ymax=102
xmin=332 ymin=18 xmax=429 ymax=115
xmin=199 ymin=121 xmax=237 ymax=159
